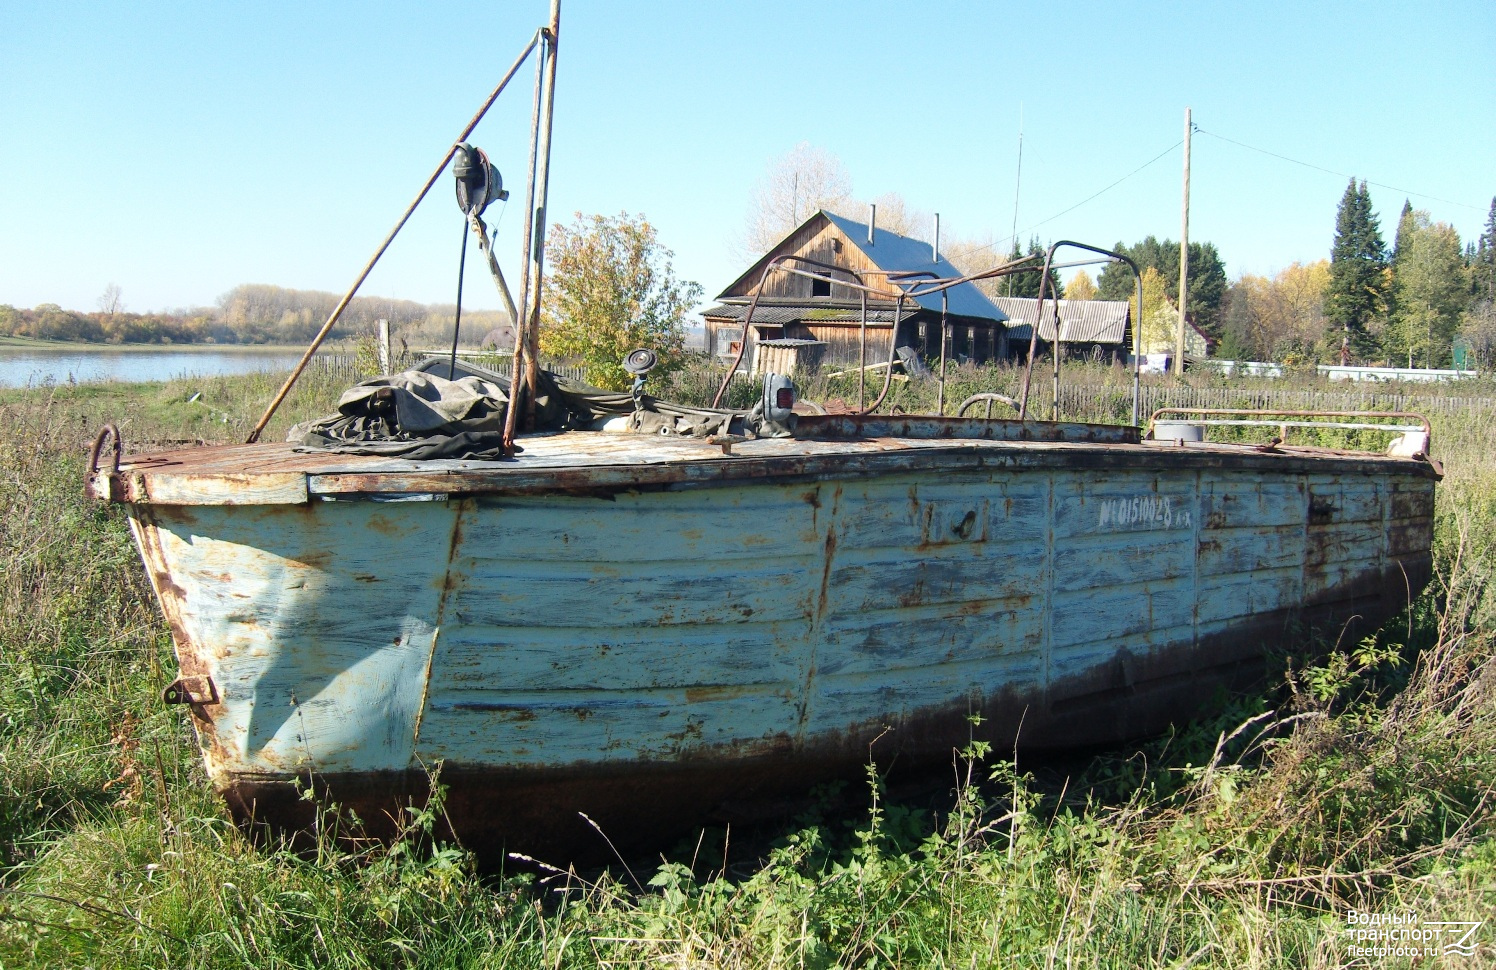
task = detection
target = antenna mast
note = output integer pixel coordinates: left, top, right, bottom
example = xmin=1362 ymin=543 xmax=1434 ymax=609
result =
xmin=1007 ymin=104 xmax=1023 ymax=296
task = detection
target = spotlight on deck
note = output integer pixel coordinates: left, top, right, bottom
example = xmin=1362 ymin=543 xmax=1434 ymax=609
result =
xmin=623 ymin=348 xmax=658 ymax=408
xmin=623 ymin=348 xmax=659 ymax=377
xmin=453 ymin=143 xmax=507 ymax=217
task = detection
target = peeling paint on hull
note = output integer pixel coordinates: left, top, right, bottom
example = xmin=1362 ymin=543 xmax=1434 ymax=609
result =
xmin=114 ymin=427 xmax=1438 ymax=862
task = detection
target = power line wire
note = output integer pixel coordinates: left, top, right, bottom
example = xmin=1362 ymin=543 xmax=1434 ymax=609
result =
xmin=1195 ymin=128 xmax=1483 ymax=212
xmin=971 ymin=140 xmax=1183 ymax=259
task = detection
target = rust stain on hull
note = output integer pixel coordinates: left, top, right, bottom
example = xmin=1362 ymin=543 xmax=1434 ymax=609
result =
xmin=221 ymin=553 xmax=1423 ymax=866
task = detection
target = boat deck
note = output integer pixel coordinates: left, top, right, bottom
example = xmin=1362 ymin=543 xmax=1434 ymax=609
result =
xmin=100 ymin=414 xmax=1440 ymax=506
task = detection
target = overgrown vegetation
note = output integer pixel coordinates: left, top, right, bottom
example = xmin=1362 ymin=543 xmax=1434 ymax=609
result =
xmin=540 ymin=212 xmax=702 ymax=391
xmin=0 ymin=364 xmax=1492 ymax=967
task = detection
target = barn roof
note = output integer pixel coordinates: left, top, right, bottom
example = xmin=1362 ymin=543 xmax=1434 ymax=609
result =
xmin=719 ymin=210 xmax=1008 ymax=324
xmin=991 ymin=296 xmax=1131 ymax=345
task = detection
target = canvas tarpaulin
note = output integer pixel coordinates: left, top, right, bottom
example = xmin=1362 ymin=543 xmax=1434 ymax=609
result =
xmin=289 ymin=361 xmax=783 ymax=459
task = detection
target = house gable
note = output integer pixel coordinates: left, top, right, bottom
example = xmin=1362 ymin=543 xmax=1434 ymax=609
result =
xmin=718 ymin=210 xmax=1007 ymax=324
xmin=706 ymin=210 xmax=1016 ymax=367
xmin=719 ymin=212 xmax=893 ymax=304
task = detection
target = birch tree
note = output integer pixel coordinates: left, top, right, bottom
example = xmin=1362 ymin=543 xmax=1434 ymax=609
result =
xmin=741 ymin=143 xmax=853 ymax=257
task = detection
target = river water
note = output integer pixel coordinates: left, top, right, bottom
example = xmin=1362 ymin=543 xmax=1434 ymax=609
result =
xmin=0 ymin=348 xmax=310 ymax=387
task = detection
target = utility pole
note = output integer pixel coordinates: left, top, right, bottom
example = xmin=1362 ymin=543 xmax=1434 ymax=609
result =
xmin=1175 ymin=106 xmax=1191 ymax=376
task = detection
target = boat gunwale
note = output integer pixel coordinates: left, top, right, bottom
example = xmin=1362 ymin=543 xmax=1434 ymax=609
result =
xmin=104 ymin=430 xmax=1443 ymax=507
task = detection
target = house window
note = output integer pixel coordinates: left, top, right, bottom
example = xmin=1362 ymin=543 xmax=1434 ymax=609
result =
xmin=716 ymin=327 xmax=743 ymax=358
xmin=812 ymin=277 xmax=831 ymax=297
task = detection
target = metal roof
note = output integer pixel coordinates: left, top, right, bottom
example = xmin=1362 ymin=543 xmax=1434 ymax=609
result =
xmin=992 ymin=297 xmax=1131 ymax=344
xmin=820 ymin=211 xmax=1008 ymax=322
xmin=718 ymin=211 xmax=1008 ymax=324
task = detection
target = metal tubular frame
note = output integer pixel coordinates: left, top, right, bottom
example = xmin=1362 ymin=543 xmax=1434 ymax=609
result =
xmin=938 ymin=290 xmax=948 ymax=415
xmin=1147 ymin=407 xmax=1431 ymax=441
xmin=501 ymin=17 xmax=554 ymax=455
xmin=523 ymin=0 xmax=562 ymax=435
xmin=956 ymin=393 xmax=1020 ymax=419
xmin=710 ymin=255 xmax=883 ymax=411
xmin=1014 ymin=241 xmax=1142 ymax=424
xmin=717 ymin=252 xmax=1105 ymax=421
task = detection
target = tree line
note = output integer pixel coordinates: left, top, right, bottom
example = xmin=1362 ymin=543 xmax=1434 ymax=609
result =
xmin=0 ymin=284 xmax=506 ymax=348
xmin=1092 ymin=184 xmax=1495 ymax=370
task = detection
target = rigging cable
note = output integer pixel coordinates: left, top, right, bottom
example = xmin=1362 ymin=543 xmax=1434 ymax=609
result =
xmin=968 ymin=139 xmax=1184 ymax=261
xmin=449 ymin=218 xmax=470 ymax=380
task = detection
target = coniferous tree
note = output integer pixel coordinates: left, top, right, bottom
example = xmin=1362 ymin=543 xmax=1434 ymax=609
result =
xmin=1002 ymin=238 xmax=1065 ymax=300
xmin=1389 ymin=200 xmax=1416 ymax=322
xmin=1475 ymin=196 xmax=1496 ymax=303
xmin=1325 ymin=179 xmax=1387 ymax=360
xmin=1392 ymin=200 xmax=1415 ymax=263
xmin=1388 ymin=211 xmax=1465 ymax=367
xmin=1094 ymin=237 xmax=1228 ymax=335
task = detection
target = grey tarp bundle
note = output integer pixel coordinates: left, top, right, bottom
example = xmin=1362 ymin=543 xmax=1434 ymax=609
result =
xmin=289 ymin=359 xmax=786 ymax=460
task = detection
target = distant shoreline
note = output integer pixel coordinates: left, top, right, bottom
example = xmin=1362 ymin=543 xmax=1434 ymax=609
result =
xmin=0 ymin=336 xmax=349 ymax=354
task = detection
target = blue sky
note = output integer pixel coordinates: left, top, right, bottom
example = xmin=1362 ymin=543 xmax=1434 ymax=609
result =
xmin=2 ymin=1 xmax=1492 ymax=315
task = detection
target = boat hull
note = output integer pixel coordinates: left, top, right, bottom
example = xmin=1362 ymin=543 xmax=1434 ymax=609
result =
xmin=122 ymin=437 xmax=1436 ymax=861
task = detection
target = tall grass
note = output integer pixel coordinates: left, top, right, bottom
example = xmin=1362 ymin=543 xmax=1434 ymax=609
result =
xmin=0 ymin=367 xmax=1491 ymax=968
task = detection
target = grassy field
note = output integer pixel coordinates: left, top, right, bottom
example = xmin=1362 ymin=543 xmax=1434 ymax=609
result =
xmin=0 ymin=365 xmax=1492 ymax=968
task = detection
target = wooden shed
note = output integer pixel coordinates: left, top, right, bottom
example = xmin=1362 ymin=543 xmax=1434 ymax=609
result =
xmin=753 ymin=338 xmax=828 ymax=376
xmin=991 ymin=296 xmax=1133 ymax=364
xmin=703 ymin=211 xmax=1010 ymax=371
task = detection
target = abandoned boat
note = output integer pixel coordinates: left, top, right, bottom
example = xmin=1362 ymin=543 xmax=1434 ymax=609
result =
xmin=87 ymin=2 xmax=1440 ymax=861
xmin=89 ymin=386 xmax=1439 ymax=858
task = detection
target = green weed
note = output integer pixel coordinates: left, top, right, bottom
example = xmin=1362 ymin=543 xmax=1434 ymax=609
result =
xmin=0 ymin=367 xmax=1491 ymax=968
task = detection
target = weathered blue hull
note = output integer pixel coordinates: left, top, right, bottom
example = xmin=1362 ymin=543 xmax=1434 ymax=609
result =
xmin=108 ymin=418 xmax=1437 ymax=860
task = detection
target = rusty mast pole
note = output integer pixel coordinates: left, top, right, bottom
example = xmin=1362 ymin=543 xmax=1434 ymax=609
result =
xmin=502 ymin=28 xmax=549 ymax=455
xmin=524 ymin=0 xmax=561 ymax=429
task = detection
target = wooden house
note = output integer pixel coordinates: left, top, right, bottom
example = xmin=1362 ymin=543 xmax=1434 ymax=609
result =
xmin=702 ymin=210 xmax=1010 ymax=371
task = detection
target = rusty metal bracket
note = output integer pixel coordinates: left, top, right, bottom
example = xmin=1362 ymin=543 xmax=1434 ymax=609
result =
xmin=708 ymin=434 xmax=746 ymax=456
xmin=85 ymin=423 xmax=123 ymax=502
xmin=163 ymin=675 xmax=218 ymax=706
